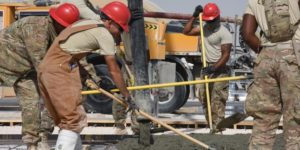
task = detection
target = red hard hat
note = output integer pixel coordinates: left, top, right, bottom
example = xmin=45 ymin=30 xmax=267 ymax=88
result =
xmin=49 ymin=3 xmax=80 ymax=27
xmin=101 ymin=2 xmax=131 ymax=32
xmin=202 ymin=3 xmax=220 ymax=21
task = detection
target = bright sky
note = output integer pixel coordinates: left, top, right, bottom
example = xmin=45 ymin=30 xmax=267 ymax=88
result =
xmin=150 ymin=0 xmax=248 ymax=18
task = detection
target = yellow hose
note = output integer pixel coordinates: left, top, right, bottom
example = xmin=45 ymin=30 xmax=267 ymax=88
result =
xmin=199 ymin=13 xmax=213 ymax=129
xmin=81 ymin=76 xmax=247 ymax=95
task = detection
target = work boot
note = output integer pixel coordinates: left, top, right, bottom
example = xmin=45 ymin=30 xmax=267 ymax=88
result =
xmin=209 ymin=124 xmax=225 ymax=134
xmin=55 ymin=129 xmax=80 ymax=150
xmin=27 ymin=144 xmax=37 ymax=150
xmin=114 ymin=123 xmax=128 ymax=135
xmin=37 ymin=132 xmax=50 ymax=150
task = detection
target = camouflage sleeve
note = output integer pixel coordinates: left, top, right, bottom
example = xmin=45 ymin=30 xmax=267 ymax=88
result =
xmin=79 ymin=58 xmax=101 ymax=83
xmin=22 ymin=23 xmax=49 ymax=70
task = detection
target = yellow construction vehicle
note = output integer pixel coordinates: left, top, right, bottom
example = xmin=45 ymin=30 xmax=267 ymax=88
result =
xmin=0 ymin=1 xmax=253 ymax=114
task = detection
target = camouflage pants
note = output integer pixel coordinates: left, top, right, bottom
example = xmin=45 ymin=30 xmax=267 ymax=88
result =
xmin=112 ymin=96 xmax=139 ymax=133
xmin=199 ymin=67 xmax=229 ymax=128
xmin=14 ymin=78 xmax=54 ymax=144
xmin=112 ymin=62 xmax=139 ymax=133
xmin=246 ymin=48 xmax=300 ymax=150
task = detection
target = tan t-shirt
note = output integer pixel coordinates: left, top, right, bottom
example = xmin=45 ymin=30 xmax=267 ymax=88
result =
xmin=203 ymin=25 xmax=232 ymax=63
xmin=244 ymin=0 xmax=300 ymax=45
xmin=60 ymin=20 xmax=116 ymax=55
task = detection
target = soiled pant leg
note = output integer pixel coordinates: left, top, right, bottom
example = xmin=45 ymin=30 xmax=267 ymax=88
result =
xmin=199 ymin=75 xmax=213 ymax=125
xmin=210 ymin=73 xmax=229 ymax=126
xmin=112 ymin=100 xmax=127 ymax=129
xmin=199 ymin=72 xmax=229 ymax=127
xmin=113 ymin=65 xmax=139 ymax=133
xmin=40 ymin=108 xmax=54 ymax=134
xmin=112 ymin=96 xmax=140 ymax=133
xmin=14 ymin=78 xmax=41 ymax=144
xmin=246 ymin=50 xmax=281 ymax=150
xmin=39 ymin=66 xmax=87 ymax=133
xmin=278 ymin=49 xmax=300 ymax=149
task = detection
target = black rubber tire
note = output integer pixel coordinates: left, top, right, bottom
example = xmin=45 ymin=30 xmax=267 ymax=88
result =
xmin=176 ymin=82 xmax=190 ymax=110
xmin=83 ymin=64 xmax=113 ymax=114
xmin=174 ymin=70 xmax=190 ymax=110
xmin=157 ymin=72 xmax=187 ymax=113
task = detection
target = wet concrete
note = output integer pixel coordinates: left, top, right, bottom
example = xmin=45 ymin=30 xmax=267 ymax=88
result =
xmin=116 ymin=134 xmax=284 ymax=150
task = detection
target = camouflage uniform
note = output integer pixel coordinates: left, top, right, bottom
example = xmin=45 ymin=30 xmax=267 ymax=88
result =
xmin=199 ymin=64 xmax=229 ymax=131
xmin=244 ymin=0 xmax=300 ymax=149
xmin=112 ymin=32 xmax=139 ymax=134
xmin=112 ymin=66 xmax=139 ymax=134
xmin=112 ymin=39 xmax=139 ymax=134
xmin=246 ymin=47 xmax=300 ymax=149
xmin=197 ymin=24 xmax=232 ymax=132
xmin=112 ymin=99 xmax=139 ymax=133
xmin=0 ymin=16 xmax=56 ymax=145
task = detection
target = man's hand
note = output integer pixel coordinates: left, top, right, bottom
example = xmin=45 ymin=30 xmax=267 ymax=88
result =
xmin=193 ymin=5 xmax=203 ymax=18
xmin=202 ymin=66 xmax=216 ymax=75
xmin=125 ymin=96 xmax=139 ymax=113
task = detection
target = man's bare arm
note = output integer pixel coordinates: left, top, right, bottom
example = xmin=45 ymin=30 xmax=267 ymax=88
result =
xmin=104 ymin=55 xmax=130 ymax=98
xmin=242 ymin=14 xmax=261 ymax=53
xmin=214 ymin=44 xmax=231 ymax=70
xmin=183 ymin=17 xmax=201 ymax=36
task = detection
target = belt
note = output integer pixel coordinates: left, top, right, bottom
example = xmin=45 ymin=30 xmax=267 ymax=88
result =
xmin=263 ymin=42 xmax=293 ymax=50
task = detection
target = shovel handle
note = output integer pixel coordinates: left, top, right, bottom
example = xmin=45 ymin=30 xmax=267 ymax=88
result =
xmin=86 ymin=80 xmax=211 ymax=149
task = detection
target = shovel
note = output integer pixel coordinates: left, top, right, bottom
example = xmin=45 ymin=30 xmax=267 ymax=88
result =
xmin=85 ymin=79 xmax=216 ymax=150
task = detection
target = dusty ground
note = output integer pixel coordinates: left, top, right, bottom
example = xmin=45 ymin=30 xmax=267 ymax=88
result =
xmin=115 ymin=134 xmax=284 ymax=150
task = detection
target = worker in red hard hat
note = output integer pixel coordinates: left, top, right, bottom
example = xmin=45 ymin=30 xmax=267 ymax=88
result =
xmin=59 ymin=0 xmax=142 ymax=135
xmin=183 ymin=3 xmax=232 ymax=134
xmin=202 ymin=3 xmax=221 ymax=21
xmin=49 ymin=2 xmax=80 ymax=28
xmin=37 ymin=1 xmax=136 ymax=149
xmin=100 ymin=2 xmax=131 ymax=32
xmin=0 ymin=3 xmax=79 ymax=150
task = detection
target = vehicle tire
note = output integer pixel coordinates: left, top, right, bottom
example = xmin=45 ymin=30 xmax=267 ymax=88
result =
xmin=176 ymin=82 xmax=190 ymax=110
xmin=83 ymin=64 xmax=114 ymax=114
xmin=156 ymin=72 xmax=187 ymax=113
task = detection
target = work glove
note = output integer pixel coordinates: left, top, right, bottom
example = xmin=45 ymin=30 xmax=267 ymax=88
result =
xmin=192 ymin=5 xmax=203 ymax=18
xmin=202 ymin=66 xmax=216 ymax=75
xmin=125 ymin=96 xmax=139 ymax=113
xmin=129 ymin=9 xmax=144 ymax=24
